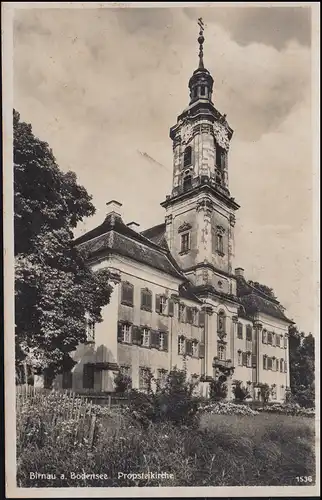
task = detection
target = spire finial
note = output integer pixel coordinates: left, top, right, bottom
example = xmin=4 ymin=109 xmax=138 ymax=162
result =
xmin=197 ymin=17 xmax=205 ymax=69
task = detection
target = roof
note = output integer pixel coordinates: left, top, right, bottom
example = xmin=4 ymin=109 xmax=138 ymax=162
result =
xmin=74 ymin=213 xmax=185 ymax=280
xmin=141 ymin=223 xmax=168 ymax=249
xmin=236 ymin=276 xmax=293 ymax=324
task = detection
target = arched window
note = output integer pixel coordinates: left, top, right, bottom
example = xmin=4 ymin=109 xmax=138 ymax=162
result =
xmin=217 ymin=343 xmax=226 ymax=361
xmin=183 ymin=146 xmax=192 ymax=168
xmin=217 ymin=310 xmax=226 ymax=333
xmin=183 ymin=172 xmax=192 ymax=192
xmin=121 ymin=281 xmax=134 ymax=307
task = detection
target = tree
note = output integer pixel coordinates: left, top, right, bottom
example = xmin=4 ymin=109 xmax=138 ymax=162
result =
xmin=258 ymin=383 xmax=271 ymax=405
xmin=288 ymin=325 xmax=315 ymax=407
xmin=14 ymin=110 xmax=113 ymax=384
xmin=232 ymin=380 xmax=250 ymax=402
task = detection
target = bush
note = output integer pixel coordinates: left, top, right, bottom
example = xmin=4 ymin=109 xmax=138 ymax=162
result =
xmin=198 ymin=401 xmax=259 ymax=416
xmin=232 ymin=381 xmax=250 ymax=402
xmin=114 ymin=372 xmax=132 ymax=394
xmin=127 ymin=367 xmax=201 ymax=428
xmin=209 ymin=378 xmax=227 ymax=401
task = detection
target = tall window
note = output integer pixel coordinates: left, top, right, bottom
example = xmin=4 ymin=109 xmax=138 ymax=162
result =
xmin=186 ymin=307 xmax=193 ymax=324
xmin=237 ymin=350 xmax=242 ymax=366
xmin=181 ymin=232 xmax=190 ymax=253
xmin=200 ymin=85 xmax=206 ymax=96
xmin=246 ymin=352 xmax=252 ymax=367
xmin=217 ymin=310 xmax=226 ymax=333
xmin=262 ymin=329 xmax=267 ymax=344
xmin=267 ymin=331 xmax=273 ymax=345
xmin=216 ymin=233 xmax=224 ymax=254
xmin=155 ymin=295 xmax=167 ymax=314
xmin=141 ymin=328 xmax=150 ymax=347
xmin=267 ymin=357 xmax=273 ymax=370
xmin=191 ymin=340 xmax=199 ymax=357
xmin=276 ymin=334 xmax=281 ymax=347
xmin=217 ymin=343 xmax=226 ymax=361
xmin=263 ymin=355 xmax=268 ymax=370
xmin=141 ymin=288 xmax=152 ymax=311
xmin=179 ymin=304 xmax=186 ymax=322
xmin=183 ymin=172 xmax=192 ymax=192
xmin=280 ymin=359 xmax=284 ymax=373
xmin=237 ymin=323 xmax=243 ymax=339
xmin=192 ymin=308 xmax=198 ymax=326
xmin=246 ymin=325 xmax=252 ymax=341
xmin=139 ymin=367 xmax=150 ymax=391
xmin=121 ymin=324 xmax=132 ymax=344
xmin=216 ymin=144 xmax=224 ymax=169
xmin=121 ymin=281 xmax=134 ymax=307
xmin=183 ymin=146 xmax=192 ymax=168
xmin=178 ymin=336 xmax=185 ymax=355
xmin=159 ymin=331 xmax=168 ymax=351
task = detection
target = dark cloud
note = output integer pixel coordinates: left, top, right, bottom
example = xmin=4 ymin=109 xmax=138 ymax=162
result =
xmin=184 ymin=6 xmax=311 ymax=50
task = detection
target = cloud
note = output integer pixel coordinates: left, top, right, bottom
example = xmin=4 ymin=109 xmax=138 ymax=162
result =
xmin=13 ymin=7 xmax=314 ymax=332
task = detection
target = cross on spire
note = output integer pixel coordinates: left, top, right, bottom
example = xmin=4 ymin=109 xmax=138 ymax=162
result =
xmin=197 ymin=17 xmax=205 ymax=69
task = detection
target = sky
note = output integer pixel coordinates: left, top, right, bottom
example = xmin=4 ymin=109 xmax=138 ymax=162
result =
xmin=13 ymin=5 xmax=316 ymax=333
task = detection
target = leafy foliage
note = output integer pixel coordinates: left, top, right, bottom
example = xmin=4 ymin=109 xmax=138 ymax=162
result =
xmin=247 ymin=281 xmax=277 ymax=299
xmin=257 ymin=383 xmax=271 ymax=405
xmin=114 ymin=372 xmax=132 ymax=394
xmin=128 ymin=367 xmax=201 ymax=428
xmin=232 ymin=381 xmax=250 ymax=402
xmin=288 ymin=325 xmax=315 ymax=408
xmin=209 ymin=378 xmax=228 ymax=401
xmin=14 ymin=110 xmax=113 ymax=381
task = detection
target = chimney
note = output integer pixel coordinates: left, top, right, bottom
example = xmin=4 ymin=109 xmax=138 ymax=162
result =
xmin=235 ymin=267 xmax=245 ymax=278
xmin=127 ymin=221 xmax=140 ymax=231
xmin=105 ymin=200 xmax=123 ymax=218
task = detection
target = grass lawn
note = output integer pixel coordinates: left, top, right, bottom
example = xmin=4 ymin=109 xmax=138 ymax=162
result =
xmin=17 ymin=407 xmax=316 ymax=488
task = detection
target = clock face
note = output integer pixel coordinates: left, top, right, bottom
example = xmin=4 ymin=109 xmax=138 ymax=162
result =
xmin=213 ymin=122 xmax=230 ymax=151
xmin=181 ymin=123 xmax=193 ymax=144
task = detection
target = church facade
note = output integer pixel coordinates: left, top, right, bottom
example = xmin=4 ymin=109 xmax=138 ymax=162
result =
xmin=54 ymin=25 xmax=292 ymax=402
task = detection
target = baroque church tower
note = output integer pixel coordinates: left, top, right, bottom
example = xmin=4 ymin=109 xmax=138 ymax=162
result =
xmin=162 ymin=20 xmax=240 ymax=299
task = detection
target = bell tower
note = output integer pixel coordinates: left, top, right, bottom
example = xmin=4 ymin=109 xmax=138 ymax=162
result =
xmin=161 ymin=19 xmax=240 ymax=298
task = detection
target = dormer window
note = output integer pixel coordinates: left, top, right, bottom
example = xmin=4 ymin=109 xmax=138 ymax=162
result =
xmin=183 ymin=146 xmax=192 ymax=168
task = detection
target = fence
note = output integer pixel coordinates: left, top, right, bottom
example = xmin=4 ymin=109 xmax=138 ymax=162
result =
xmin=16 ymin=385 xmax=99 ymax=448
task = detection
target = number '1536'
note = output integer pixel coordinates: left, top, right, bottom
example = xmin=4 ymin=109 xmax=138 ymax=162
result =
xmin=296 ymin=476 xmax=313 ymax=483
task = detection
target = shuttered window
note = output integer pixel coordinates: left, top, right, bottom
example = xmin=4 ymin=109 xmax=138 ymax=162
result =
xmin=237 ymin=323 xmax=243 ymax=339
xmin=141 ymin=288 xmax=152 ymax=311
xmin=186 ymin=339 xmax=193 ymax=356
xmin=168 ymin=299 xmax=174 ymax=317
xmin=159 ymin=331 xmax=169 ymax=352
xmin=186 ymin=307 xmax=193 ymax=324
xmin=199 ymin=310 xmax=205 ymax=327
xmin=199 ymin=342 xmax=205 ymax=358
xmin=246 ymin=325 xmax=252 ymax=341
xmin=121 ymin=282 xmax=134 ymax=307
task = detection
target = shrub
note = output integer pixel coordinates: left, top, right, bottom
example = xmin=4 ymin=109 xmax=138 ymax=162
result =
xmin=257 ymin=383 xmax=271 ymax=405
xmin=114 ymin=372 xmax=132 ymax=394
xmin=128 ymin=367 xmax=201 ymax=428
xmin=232 ymin=380 xmax=250 ymax=402
xmin=209 ymin=378 xmax=227 ymax=401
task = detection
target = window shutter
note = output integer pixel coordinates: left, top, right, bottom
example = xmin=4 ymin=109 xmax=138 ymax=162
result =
xmin=272 ymin=333 xmax=276 ymax=347
xmin=187 ymin=307 xmax=193 ymax=324
xmin=186 ymin=339 xmax=192 ymax=356
xmin=199 ymin=342 xmax=205 ymax=358
xmin=276 ymin=359 xmax=279 ymax=372
xmin=117 ymin=322 xmax=123 ymax=343
xmin=131 ymin=326 xmax=140 ymax=345
xmin=252 ymin=354 xmax=257 ymax=367
xmin=155 ymin=295 xmax=161 ymax=313
xmin=168 ymin=299 xmax=174 ymax=317
xmin=163 ymin=332 xmax=169 ymax=351
xmin=150 ymin=330 xmax=158 ymax=348
xmin=263 ymin=355 xmax=266 ymax=369
xmin=242 ymin=352 xmax=247 ymax=366
xmin=199 ymin=310 xmax=205 ymax=327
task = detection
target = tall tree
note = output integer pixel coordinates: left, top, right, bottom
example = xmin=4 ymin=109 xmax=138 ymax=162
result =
xmin=288 ymin=325 xmax=315 ymax=407
xmin=14 ymin=110 xmax=113 ymax=384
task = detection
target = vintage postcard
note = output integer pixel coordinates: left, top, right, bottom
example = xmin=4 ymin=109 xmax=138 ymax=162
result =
xmin=3 ymin=1 xmax=320 ymax=498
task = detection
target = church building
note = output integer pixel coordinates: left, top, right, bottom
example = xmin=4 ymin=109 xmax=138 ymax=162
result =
xmin=54 ymin=22 xmax=293 ymax=402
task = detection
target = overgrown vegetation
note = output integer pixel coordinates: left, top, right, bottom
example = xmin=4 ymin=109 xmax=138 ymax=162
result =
xmin=289 ymin=325 xmax=315 ymax=408
xmin=16 ymin=388 xmax=315 ymax=488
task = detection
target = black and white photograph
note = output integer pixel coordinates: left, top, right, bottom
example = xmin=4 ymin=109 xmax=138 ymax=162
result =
xmin=3 ymin=2 xmax=320 ymax=497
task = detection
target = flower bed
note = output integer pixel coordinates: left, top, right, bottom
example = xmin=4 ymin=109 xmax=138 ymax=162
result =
xmin=198 ymin=401 xmax=259 ymax=416
xmin=257 ymin=403 xmax=315 ymax=418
